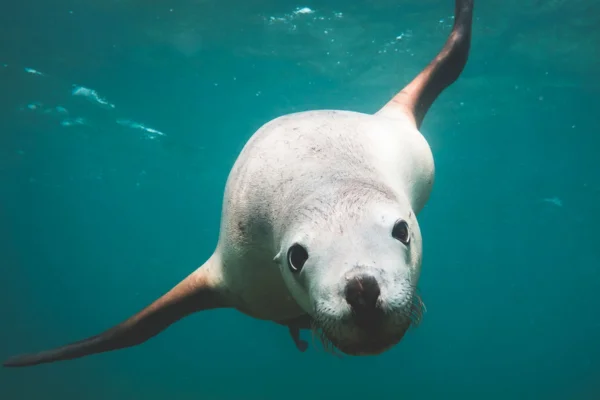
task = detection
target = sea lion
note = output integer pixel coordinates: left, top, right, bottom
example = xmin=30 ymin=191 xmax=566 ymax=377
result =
xmin=3 ymin=0 xmax=474 ymax=367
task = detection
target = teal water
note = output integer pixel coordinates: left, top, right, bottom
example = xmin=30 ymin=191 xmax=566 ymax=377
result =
xmin=1 ymin=0 xmax=599 ymax=399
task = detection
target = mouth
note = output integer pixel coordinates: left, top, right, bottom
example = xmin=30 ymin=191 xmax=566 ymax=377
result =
xmin=333 ymin=329 xmax=408 ymax=356
xmin=312 ymin=291 xmax=425 ymax=356
xmin=315 ymin=318 xmax=411 ymax=356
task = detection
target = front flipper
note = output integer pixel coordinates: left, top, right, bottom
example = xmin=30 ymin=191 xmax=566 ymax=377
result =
xmin=3 ymin=255 xmax=229 ymax=368
xmin=277 ymin=314 xmax=313 ymax=353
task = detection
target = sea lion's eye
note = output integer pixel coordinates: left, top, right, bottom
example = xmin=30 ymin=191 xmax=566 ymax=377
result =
xmin=392 ymin=219 xmax=410 ymax=245
xmin=288 ymin=243 xmax=308 ymax=272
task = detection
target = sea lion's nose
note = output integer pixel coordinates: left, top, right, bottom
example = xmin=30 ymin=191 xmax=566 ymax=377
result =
xmin=344 ymin=274 xmax=384 ymax=329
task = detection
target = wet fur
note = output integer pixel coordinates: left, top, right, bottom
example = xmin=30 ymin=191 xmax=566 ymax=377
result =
xmin=210 ymin=108 xmax=434 ymax=356
xmin=219 ymin=110 xmax=432 ymax=320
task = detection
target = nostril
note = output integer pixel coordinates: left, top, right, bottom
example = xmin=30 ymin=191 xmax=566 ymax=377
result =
xmin=344 ymin=274 xmax=381 ymax=312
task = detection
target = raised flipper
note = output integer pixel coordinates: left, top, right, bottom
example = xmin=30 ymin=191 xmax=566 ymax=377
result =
xmin=3 ymin=255 xmax=229 ymax=368
xmin=377 ymin=0 xmax=474 ymax=128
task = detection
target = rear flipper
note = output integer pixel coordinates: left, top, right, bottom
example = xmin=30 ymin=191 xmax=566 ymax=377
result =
xmin=278 ymin=314 xmax=312 ymax=352
xmin=288 ymin=326 xmax=309 ymax=352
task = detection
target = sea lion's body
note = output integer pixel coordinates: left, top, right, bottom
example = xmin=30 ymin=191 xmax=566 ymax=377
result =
xmin=219 ymin=110 xmax=433 ymax=322
xmin=3 ymin=0 xmax=474 ymax=368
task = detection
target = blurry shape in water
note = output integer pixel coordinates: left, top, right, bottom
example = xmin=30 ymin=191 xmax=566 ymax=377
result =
xmin=72 ymin=85 xmax=115 ymax=109
xmin=53 ymin=106 xmax=69 ymax=115
xmin=24 ymin=67 xmax=44 ymax=76
xmin=116 ymin=119 xmax=165 ymax=139
xmin=22 ymin=103 xmax=69 ymax=115
xmin=61 ymin=117 xmax=88 ymax=127
xmin=20 ymin=101 xmax=89 ymax=128
xmin=25 ymin=102 xmax=43 ymax=110
xmin=267 ymin=6 xmax=323 ymax=26
xmin=293 ymin=7 xmax=314 ymax=15
xmin=542 ymin=197 xmax=563 ymax=207
xmin=42 ymin=105 xmax=70 ymax=116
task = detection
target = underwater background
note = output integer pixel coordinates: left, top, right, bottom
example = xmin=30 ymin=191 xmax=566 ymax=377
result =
xmin=1 ymin=0 xmax=599 ymax=399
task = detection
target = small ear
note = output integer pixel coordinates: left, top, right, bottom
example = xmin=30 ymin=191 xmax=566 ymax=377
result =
xmin=273 ymin=251 xmax=282 ymax=263
xmin=3 ymin=255 xmax=229 ymax=368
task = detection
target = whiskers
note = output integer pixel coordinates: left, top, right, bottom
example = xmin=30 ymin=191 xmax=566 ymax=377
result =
xmin=409 ymin=286 xmax=426 ymax=328
xmin=312 ymin=325 xmax=343 ymax=357
xmin=310 ymin=312 xmax=344 ymax=357
xmin=307 ymin=286 xmax=426 ymax=356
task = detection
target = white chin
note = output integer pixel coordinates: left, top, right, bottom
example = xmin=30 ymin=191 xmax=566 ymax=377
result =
xmin=320 ymin=320 xmax=411 ymax=356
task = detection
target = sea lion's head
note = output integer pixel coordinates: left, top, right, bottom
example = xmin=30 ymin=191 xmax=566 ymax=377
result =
xmin=276 ymin=183 xmax=425 ymax=355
